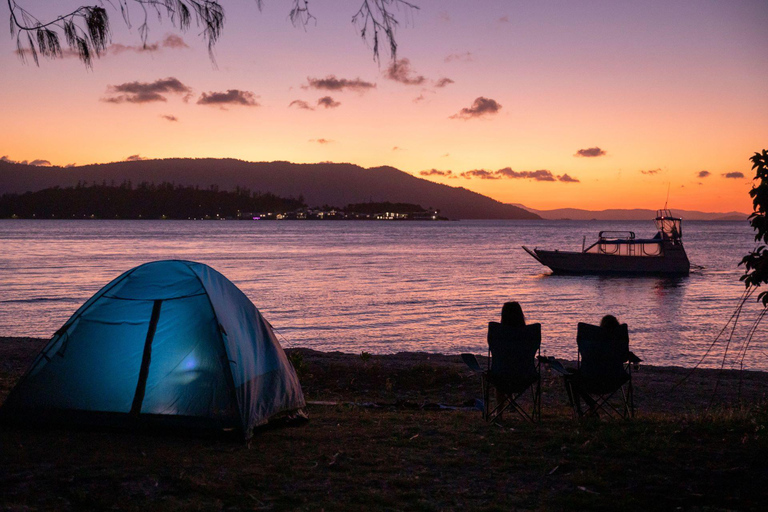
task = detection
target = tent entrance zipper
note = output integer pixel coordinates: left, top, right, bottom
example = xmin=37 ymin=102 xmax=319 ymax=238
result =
xmin=130 ymin=299 xmax=163 ymax=416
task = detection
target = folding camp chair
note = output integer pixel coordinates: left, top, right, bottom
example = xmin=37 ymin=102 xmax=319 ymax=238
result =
xmin=564 ymin=322 xmax=641 ymax=420
xmin=471 ymin=322 xmax=542 ymax=423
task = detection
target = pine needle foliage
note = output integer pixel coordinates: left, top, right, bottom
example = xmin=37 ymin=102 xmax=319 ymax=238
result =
xmin=8 ymin=0 xmax=418 ymax=68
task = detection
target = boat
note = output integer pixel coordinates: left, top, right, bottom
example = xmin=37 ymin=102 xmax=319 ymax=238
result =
xmin=522 ymin=209 xmax=690 ymax=276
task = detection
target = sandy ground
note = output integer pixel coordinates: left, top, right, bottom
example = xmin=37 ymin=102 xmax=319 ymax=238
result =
xmin=2 ymin=337 xmax=767 ymax=417
xmin=2 ymin=337 xmax=767 ymax=511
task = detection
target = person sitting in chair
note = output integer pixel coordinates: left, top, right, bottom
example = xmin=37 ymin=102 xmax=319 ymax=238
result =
xmin=484 ymin=302 xmax=542 ymax=422
xmin=565 ymin=314 xmax=632 ymax=418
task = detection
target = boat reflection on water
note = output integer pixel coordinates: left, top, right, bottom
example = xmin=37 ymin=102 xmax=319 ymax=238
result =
xmin=523 ymin=209 xmax=691 ymax=276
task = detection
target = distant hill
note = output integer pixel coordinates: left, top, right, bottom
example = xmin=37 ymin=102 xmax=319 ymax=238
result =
xmin=0 ymin=159 xmax=539 ymax=220
xmin=512 ymin=205 xmax=749 ymax=221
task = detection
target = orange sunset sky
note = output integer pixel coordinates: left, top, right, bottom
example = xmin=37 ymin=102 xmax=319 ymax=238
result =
xmin=1 ymin=1 xmax=767 ymax=212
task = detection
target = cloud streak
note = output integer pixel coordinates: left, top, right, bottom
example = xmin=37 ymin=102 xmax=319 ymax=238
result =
xmin=420 ymin=167 xmax=579 ymax=183
xmin=575 ymin=147 xmax=607 ymax=157
xmin=109 ymin=34 xmax=190 ymax=55
xmin=1 ymin=156 xmax=51 ymax=166
xmin=698 ymin=170 xmax=711 ymax=178
xmin=289 ymin=100 xmax=313 ymax=110
xmin=445 ymin=52 xmax=472 ymax=63
xmin=385 ymin=58 xmax=426 ymax=86
xmin=197 ymin=90 xmax=259 ymax=107
xmin=103 ymin=77 xmax=191 ymax=104
xmin=317 ymin=96 xmax=341 ymax=109
xmin=723 ymin=172 xmax=745 ymax=179
xmin=450 ymin=97 xmax=502 ymax=119
xmin=640 ymin=168 xmax=661 ymax=175
xmin=306 ymin=75 xmax=376 ymax=92
xmin=419 ymin=169 xmax=456 ymax=178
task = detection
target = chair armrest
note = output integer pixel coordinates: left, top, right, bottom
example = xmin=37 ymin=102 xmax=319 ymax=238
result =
xmin=461 ymin=353 xmax=484 ymax=373
xmin=537 ymin=355 xmax=570 ymax=375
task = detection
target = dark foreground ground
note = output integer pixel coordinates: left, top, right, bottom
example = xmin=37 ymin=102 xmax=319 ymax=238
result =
xmin=1 ymin=337 xmax=768 ymax=511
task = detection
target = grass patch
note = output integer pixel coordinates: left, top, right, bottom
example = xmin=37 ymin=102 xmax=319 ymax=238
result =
xmin=2 ymin=342 xmax=768 ymax=510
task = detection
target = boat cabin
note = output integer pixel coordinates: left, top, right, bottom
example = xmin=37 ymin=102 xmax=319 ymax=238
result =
xmin=583 ymin=209 xmax=683 ymax=257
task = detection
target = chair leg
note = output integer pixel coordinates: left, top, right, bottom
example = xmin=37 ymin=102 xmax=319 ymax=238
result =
xmin=580 ymin=384 xmax=634 ymax=420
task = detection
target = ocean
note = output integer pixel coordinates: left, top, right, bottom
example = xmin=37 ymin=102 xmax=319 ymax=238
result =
xmin=0 ymin=219 xmax=765 ymax=370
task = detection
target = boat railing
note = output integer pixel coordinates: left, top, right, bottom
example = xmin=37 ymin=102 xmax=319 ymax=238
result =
xmin=584 ymin=235 xmax=664 ymax=256
xmin=598 ymin=231 xmax=635 ymax=240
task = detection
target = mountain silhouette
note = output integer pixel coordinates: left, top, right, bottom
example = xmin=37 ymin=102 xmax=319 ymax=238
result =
xmin=511 ymin=204 xmax=749 ymax=221
xmin=0 ymin=159 xmax=540 ymax=220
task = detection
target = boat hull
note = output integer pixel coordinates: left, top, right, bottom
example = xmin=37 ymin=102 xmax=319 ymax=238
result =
xmin=528 ymin=245 xmax=690 ymax=276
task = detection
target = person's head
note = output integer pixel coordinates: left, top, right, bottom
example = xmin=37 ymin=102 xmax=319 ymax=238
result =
xmin=600 ymin=314 xmax=620 ymax=331
xmin=501 ymin=301 xmax=525 ymax=328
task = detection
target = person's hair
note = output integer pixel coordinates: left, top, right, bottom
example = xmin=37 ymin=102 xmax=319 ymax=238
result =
xmin=600 ymin=314 xmax=620 ymax=330
xmin=501 ymin=302 xmax=525 ymax=328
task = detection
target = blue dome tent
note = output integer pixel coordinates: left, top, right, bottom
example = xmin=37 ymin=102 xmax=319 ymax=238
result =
xmin=0 ymin=260 xmax=305 ymax=439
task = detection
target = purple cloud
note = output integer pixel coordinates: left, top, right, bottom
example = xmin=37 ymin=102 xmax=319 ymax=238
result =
xmin=450 ymin=97 xmax=502 ymax=119
xmin=103 ymin=77 xmax=192 ymax=104
xmin=723 ymin=172 xmax=745 ymax=179
xmin=575 ymin=147 xmax=607 ymax=157
xmin=109 ymin=34 xmax=189 ymax=55
xmin=420 ymin=169 xmax=454 ymax=177
xmin=495 ymin=168 xmax=556 ymax=181
xmin=434 ymin=78 xmax=455 ymax=88
xmin=317 ymin=96 xmax=341 ymax=109
xmin=161 ymin=34 xmax=189 ymax=49
xmin=289 ymin=100 xmax=314 ymax=110
xmin=1 ymin=156 xmax=52 ymax=166
xmin=457 ymin=167 xmax=580 ymax=183
xmin=462 ymin=169 xmax=500 ymax=180
xmin=125 ymin=155 xmax=147 ymax=161
xmin=197 ymin=90 xmax=259 ymax=107
xmin=306 ymin=75 xmax=376 ymax=92
xmin=698 ymin=170 xmax=711 ymax=178
xmin=161 ymin=115 xmax=178 ymax=122
xmin=385 ymin=58 xmax=426 ymax=86
xmin=558 ymin=174 xmax=580 ymax=183
xmin=445 ymin=52 xmax=473 ymax=63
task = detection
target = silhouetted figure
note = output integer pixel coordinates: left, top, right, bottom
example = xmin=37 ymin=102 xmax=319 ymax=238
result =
xmin=565 ymin=314 xmax=637 ymax=419
xmin=500 ymin=301 xmax=526 ymax=328
xmin=486 ymin=302 xmax=542 ymax=422
xmin=600 ymin=314 xmax=620 ymax=331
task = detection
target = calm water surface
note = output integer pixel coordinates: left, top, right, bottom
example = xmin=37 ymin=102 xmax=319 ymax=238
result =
xmin=0 ymin=219 xmax=765 ymax=370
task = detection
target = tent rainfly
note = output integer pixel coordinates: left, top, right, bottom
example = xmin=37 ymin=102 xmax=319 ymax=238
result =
xmin=0 ymin=260 xmax=305 ymax=439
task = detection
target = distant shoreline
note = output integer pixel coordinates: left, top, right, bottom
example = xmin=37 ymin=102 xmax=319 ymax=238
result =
xmin=0 ymin=217 xmax=747 ymax=222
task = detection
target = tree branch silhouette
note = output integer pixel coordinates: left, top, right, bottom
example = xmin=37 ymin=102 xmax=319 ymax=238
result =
xmin=8 ymin=0 xmax=418 ymax=68
xmin=674 ymin=150 xmax=768 ymax=399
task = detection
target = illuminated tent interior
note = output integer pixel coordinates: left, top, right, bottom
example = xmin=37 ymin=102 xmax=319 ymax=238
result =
xmin=0 ymin=260 xmax=305 ymax=439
